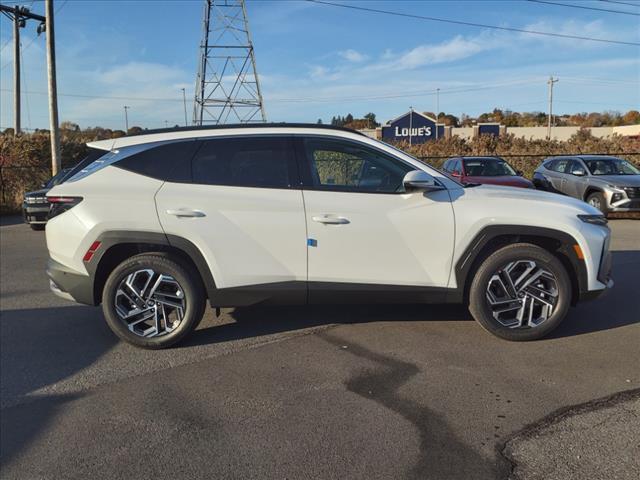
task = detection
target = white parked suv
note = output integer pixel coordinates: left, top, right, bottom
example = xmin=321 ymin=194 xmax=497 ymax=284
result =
xmin=45 ymin=124 xmax=613 ymax=348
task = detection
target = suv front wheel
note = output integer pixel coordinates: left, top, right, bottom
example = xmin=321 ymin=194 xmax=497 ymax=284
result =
xmin=102 ymin=253 xmax=206 ymax=349
xmin=468 ymin=243 xmax=571 ymax=341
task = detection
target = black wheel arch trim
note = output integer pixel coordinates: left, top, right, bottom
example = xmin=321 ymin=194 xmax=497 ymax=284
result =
xmin=84 ymin=231 xmax=217 ymax=306
xmin=454 ymin=225 xmax=589 ymax=305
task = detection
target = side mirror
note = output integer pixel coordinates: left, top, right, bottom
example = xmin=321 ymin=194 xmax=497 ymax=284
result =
xmin=403 ymin=170 xmax=444 ymax=192
xmin=571 ymin=169 xmax=585 ymax=176
xmin=451 ymin=170 xmax=461 ymax=177
xmin=516 ymin=170 xmax=524 ymax=176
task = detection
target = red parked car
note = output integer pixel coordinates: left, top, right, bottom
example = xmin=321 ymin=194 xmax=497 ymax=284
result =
xmin=442 ymin=156 xmax=534 ymax=188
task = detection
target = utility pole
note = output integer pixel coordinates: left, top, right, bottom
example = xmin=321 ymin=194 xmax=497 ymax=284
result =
xmin=181 ymin=88 xmax=188 ymax=126
xmin=13 ymin=6 xmax=20 ymax=134
xmin=45 ymin=0 xmax=61 ymax=175
xmin=1 ymin=4 xmax=46 ymax=136
xmin=409 ymin=106 xmax=413 ymax=146
xmin=547 ymin=76 xmax=559 ymax=140
xmin=123 ymin=106 xmax=130 ymax=132
xmin=435 ymin=87 xmax=440 ymax=140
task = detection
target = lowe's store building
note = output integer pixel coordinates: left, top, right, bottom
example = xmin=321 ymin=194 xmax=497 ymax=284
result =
xmin=376 ymin=110 xmax=502 ymax=143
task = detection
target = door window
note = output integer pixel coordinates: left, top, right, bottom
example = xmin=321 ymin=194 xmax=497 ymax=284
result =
xmin=567 ymin=159 xmax=586 ymax=175
xmin=302 ymin=138 xmax=412 ymax=193
xmin=551 ymin=159 xmax=570 ymax=173
xmin=192 ymin=136 xmax=296 ymax=188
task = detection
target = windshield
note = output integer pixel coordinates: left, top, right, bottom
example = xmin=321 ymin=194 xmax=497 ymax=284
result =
xmin=463 ymin=158 xmax=516 ymax=176
xmin=584 ymin=158 xmax=640 ymax=176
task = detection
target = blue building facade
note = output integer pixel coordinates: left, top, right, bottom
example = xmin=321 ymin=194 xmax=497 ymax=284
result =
xmin=381 ymin=111 xmax=445 ymax=144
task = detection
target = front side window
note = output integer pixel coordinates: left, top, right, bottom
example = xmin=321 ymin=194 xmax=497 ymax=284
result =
xmin=192 ymin=136 xmax=295 ymax=188
xmin=567 ymin=159 xmax=586 ymax=175
xmin=552 ymin=159 xmax=570 ymax=173
xmin=584 ymin=157 xmax=640 ymax=176
xmin=303 ymin=138 xmax=411 ymax=193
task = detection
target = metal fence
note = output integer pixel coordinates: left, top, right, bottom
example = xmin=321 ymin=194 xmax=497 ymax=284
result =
xmin=2 ymin=152 xmax=640 ymax=212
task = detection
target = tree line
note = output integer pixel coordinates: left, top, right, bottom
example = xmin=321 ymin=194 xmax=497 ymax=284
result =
xmin=322 ymin=109 xmax=640 ymax=129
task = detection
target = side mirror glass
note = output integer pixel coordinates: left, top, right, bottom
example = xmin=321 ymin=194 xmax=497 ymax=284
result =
xmin=571 ymin=169 xmax=585 ymax=176
xmin=403 ymin=170 xmax=444 ymax=192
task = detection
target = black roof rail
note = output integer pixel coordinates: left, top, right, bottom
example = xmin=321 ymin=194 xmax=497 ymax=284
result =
xmin=127 ymin=122 xmax=366 ymax=137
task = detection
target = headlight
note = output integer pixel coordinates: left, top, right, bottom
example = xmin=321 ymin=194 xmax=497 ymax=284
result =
xmin=578 ymin=214 xmax=608 ymax=226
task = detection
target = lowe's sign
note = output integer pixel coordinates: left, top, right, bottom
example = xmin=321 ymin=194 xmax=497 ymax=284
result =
xmin=382 ymin=111 xmax=445 ymax=144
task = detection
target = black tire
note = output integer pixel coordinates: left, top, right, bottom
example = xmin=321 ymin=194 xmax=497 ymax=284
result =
xmin=102 ymin=253 xmax=206 ymax=349
xmin=586 ymin=191 xmax=608 ymax=215
xmin=30 ymin=223 xmax=46 ymax=231
xmin=468 ymin=243 xmax=572 ymax=341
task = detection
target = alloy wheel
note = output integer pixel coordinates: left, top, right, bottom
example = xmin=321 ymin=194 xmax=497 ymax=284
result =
xmin=588 ymin=197 xmax=601 ymax=210
xmin=485 ymin=260 xmax=559 ymax=329
xmin=114 ymin=268 xmax=186 ymax=338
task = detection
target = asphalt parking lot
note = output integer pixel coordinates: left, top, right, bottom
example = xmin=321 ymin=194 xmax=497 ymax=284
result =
xmin=1 ymin=216 xmax=639 ymax=479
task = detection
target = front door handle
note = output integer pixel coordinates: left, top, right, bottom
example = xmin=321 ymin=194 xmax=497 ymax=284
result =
xmin=166 ymin=208 xmax=206 ymax=218
xmin=312 ymin=215 xmax=350 ymax=225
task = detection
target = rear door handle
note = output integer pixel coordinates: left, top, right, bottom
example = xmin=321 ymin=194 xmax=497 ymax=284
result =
xmin=312 ymin=215 xmax=350 ymax=225
xmin=166 ymin=208 xmax=206 ymax=218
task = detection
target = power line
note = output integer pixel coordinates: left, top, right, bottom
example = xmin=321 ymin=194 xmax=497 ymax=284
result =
xmin=306 ymin=0 xmax=640 ymax=46
xmin=599 ymin=0 xmax=640 ymax=8
xmin=0 ymin=79 xmax=542 ymax=105
xmin=0 ymin=0 xmax=67 ymax=71
xmin=527 ymin=0 xmax=640 ymax=16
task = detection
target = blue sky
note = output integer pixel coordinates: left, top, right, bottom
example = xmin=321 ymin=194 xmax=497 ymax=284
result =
xmin=1 ymin=0 xmax=639 ymax=130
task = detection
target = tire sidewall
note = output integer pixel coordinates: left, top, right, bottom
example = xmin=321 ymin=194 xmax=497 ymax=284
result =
xmin=469 ymin=244 xmax=571 ymax=341
xmin=102 ymin=254 xmax=204 ymax=349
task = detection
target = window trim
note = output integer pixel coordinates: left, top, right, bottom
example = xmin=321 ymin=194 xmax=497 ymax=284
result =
xmin=294 ymin=135 xmax=420 ymax=195
xmin=188 ymin=134 xmax=301 ymax=190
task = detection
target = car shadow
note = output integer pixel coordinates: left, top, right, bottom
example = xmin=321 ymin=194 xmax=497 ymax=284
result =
xmin=0 ymin=215 xmax=24 ymax=227
xmin=184 ymin=303 xmax=472 ymax=348
xmin=0 ymin=305 xmax=116 ymax=408
xmin=550 ymin=250 xmax=639 ymax=338
xmin=189 ymin=249 xmax=640 ymax=347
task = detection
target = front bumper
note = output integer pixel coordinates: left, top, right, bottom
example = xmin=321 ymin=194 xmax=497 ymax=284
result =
xmin=46 ymin=258 xmax=94 ymax=305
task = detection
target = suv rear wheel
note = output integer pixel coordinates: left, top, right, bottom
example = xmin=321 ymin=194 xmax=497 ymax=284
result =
xmin=102 ymin=253 xmax=206 ymax=349
xmin=468 ymin=243 xmax=571 ymax=341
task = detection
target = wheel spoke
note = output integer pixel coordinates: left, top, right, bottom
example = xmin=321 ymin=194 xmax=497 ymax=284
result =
xmin=486 ymin=259 xmax=559 ymax=329
xmin=114 ymin=268 xmax=186 ymax=338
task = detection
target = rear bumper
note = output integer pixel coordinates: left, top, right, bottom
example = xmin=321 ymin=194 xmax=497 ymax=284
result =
xmin=46 ymin=258 xmax=94 ymax=305
xmin=23 ymin=205 xmax=50 ymax=224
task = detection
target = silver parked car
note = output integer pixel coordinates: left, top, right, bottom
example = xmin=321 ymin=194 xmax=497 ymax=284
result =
xmin=533 ymin=155 xmax=640 ymax=215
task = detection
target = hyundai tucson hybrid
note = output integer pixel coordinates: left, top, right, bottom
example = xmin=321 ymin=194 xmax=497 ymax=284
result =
xmin=533 ymin=155 xmax=640 ymax=214
xmin=45 ymin=124 xmax=612 ymax=349
xmin=442 ymin=156 xmax=534 ymax=189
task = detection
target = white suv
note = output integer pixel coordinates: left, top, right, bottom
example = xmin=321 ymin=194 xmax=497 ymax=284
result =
xmin=45 ymin=124 xmax=613 ymax=348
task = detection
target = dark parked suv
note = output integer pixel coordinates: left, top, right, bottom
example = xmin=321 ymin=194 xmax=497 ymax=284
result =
xmin=22 ymin=168 xmax=71 ymax=230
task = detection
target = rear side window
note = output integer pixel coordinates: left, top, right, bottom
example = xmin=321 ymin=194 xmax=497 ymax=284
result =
xmin=115 ymin=140 xmax=198 ymax=182
xmin=192 ymin=136 xmax=295 ymax=188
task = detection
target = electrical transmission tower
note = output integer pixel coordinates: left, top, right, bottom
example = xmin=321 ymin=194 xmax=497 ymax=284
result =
xmin=193 ymin=0 xmax=266 ymax=125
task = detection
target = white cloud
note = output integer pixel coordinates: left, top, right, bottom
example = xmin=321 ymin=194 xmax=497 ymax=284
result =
xmin=338 ymin=49 xmax=368 ymax=63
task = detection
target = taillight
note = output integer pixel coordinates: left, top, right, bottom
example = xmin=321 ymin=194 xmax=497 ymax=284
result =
xmin=48 ymin=196 xmax=83 ymax=219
